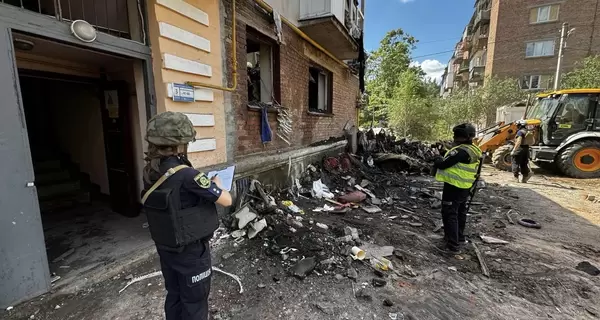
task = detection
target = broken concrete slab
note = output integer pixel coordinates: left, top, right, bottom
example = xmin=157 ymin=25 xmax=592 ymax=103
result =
xmin=248 ymin=218 xmax=267 ymax=239
xmin=362 ymin=205 xmax=382 ymax=214
xmin=234 ymin=206 xmax=257 ymax=229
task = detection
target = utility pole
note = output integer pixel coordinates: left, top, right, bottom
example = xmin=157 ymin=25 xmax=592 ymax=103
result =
xmin=554 ymin=22 xmax=568 ymax=90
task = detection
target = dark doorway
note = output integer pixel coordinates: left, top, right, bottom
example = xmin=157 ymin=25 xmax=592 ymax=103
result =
xmin=18 ymin=70 xmax=139 ymax=217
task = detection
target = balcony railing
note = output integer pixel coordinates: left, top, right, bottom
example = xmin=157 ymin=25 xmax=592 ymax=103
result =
xmin=474 ymin=9 xmax=490 ymax=27
xmin=1 ymin=0 xmax=136 ymax=39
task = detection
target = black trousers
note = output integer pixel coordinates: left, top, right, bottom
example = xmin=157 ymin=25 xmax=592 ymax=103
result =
xmin=441 ymin=183 xmax=471 ymax=251
xmin=157 ymin=241 xmax=212 ymax=320
xmin=511 ymin=147 xmax=530 ymax=178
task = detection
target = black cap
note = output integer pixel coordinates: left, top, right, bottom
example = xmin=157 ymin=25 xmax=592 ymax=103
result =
xmin=453 ymin=123 xmax=476 ymax=139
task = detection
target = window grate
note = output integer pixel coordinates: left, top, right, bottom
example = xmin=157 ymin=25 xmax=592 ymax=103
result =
xmin=1 ymin=0 xmax=134 ymax=40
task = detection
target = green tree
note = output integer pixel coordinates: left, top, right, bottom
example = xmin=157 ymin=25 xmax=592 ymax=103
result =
xmin=561 ymin=55 xmax=600 ymax=88
xmin=387 ymin=69 xmax=440 ymax=140
xmin=361 ymin=28 xmax=417 ymax=127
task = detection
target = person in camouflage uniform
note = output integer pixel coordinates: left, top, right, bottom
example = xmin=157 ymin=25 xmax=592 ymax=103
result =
xmin=142 ymin=111 xmax=232 ymax=320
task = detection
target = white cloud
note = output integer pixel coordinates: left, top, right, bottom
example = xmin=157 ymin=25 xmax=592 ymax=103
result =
xmin=399 ymin=0 xmax=415 ymax=3
xmin=411 ymin=59 xmax=447 ymax=83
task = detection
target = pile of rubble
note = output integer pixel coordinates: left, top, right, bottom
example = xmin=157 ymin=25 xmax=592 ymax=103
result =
xmin=357 ymin=128 xmax=450 ymax=174
xmin=222 ymin=141 xmax=447 ymax=284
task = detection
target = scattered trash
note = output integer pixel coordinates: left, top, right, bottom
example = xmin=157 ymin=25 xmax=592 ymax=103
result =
xmin=408 ymin=222 xmax=423 ymax=227
xmin=338 ymin=191 xmax=367 ymax=203
xmin=50 ymin=275 xmax=61 ymax=283
xmin=315 ymin=222 xmax=329 ymax=230
xmin=362 ymin=205 xmax=382 ymax=214
xmin=291 ymin=257 xmax=317 ymax=279
xmin=282 ymin=200 xmax=304 ymax=214
xmin=372 ymin=278 xmax=387 ymax=287
xmin=576 ymin=261 xmax=600 ymax=276
xmin=231 ymin=230 xmax=246 ymax=239
xmin=311 ymin=180 xmax=335 ymax=199
xmin=351 ymin=246 xmax=366 ymax=260
xmin=373 ymin=257 xmax=393 ymax=271
xmin=6 ymin=306 xmax=13 ymax=311
xmin=313 ymin=205 xmax=335 ymax=212
xmin=355 ymin=185 xmax=376 ymax=198
xmin=55 ymin=305 xmax=61 ymax=310
xmin=480 ymin=235 xmax=509 ymax=245
xmin=448 ymin=266 xmax=458 ymax=272
xmin=389 ymin=313 xmax=398 ymax=320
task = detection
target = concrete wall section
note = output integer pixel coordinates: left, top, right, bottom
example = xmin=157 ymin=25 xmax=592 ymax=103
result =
xmin=223 ymin=0 xmax=359 ymax=160
xmin=147 ymin=0 xmax=227 ymax=168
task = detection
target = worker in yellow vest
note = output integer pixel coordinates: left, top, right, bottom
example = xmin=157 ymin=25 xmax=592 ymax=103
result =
xmin=433 ymin=123 xmax=482 ymax=253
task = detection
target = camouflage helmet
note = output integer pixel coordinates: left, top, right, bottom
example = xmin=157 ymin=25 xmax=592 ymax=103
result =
xmin=146 ymin=111 xmax=196 ymax=146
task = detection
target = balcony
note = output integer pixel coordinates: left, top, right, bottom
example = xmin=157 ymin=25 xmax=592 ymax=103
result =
xmin=474 ymin=9 xmax=491 ymax=28
xmin=299 ymin=0 xmax=361 ymax=60
xmin=469 ymin=66 xmax=485 ymax=81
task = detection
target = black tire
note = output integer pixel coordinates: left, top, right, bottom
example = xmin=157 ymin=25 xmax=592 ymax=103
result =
xmin=557 ymin=140 xmax=600 ymax=179
xmin=491 ymin=145 xmax=513 ymax=172
xmin=518 ymin=218 xmax=542 ymax=229
xmin=533 ymin=161 xmax=558 ymax=172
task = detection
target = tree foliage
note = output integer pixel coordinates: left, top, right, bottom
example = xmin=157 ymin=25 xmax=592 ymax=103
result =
xmin=561 ymin=55 xmax=600 ymax=88
xmin=363 ymin=29 xmax=526 ymax=140
xmin=361 ymin=29 xmax=418 ymax=127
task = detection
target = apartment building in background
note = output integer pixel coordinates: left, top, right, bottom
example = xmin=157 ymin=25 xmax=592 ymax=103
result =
xmin=441 ymin=0 xmax=600 ymax=95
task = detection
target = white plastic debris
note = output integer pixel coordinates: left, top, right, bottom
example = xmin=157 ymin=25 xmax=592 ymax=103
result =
xmin=316 ymin=223 xmax=329 ymax=230
xmin=313 ymin=204 xmax=335 ymax=212
xmin=480 ymin=235 xmax=509 ymax=244
xmin=311 ymin=180 xmax=335 ymax=199
xmin=6 ymin=306 xmax=13 ymax=311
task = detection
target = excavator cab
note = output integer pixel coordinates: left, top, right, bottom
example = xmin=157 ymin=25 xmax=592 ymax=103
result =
xmin=530 ymin=89 xmax=600 ymax=178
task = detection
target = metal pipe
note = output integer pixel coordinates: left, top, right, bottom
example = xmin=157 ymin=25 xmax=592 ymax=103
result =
xmin=253 ymin=0 xmax=349 ymax=69
xmin=186 ymin=0 xmax=237 ymax=92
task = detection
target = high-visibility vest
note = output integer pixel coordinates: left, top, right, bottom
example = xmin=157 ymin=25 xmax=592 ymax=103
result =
xmin=435 ymin=144 xmax=482 ymax=189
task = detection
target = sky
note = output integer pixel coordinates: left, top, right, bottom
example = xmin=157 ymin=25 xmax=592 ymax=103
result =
xmin=364 ymin=0 xmax=475 ymax=82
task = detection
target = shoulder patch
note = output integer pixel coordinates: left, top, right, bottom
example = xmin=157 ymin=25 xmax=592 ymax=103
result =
xmin=194 ymin=173 xmax=211 ymax=189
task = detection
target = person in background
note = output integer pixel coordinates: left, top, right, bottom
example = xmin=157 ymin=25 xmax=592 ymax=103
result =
xmin=141 ymin=112 xmax=232 ymax=320
xmin=511 ymin=121 xmax=531 ymax=183
xmin=433 ymin=123 xmax=482 ymax=253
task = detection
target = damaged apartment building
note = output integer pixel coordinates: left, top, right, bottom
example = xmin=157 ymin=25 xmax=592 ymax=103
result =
xmin=0 ymin=0 xmax=365 ymax=308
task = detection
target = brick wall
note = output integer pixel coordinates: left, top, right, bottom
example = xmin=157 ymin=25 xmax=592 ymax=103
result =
xmin=487 ymin=0 xmax=600 ymax=85
xmin=223 ymin=0 xmax=359 ymax=158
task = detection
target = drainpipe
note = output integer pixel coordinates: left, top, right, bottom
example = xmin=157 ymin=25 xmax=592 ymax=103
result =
xmin=253 ymin=0 xmax=350 ymax=69
xmin=186 ymin=0 xmax=238 ymax=91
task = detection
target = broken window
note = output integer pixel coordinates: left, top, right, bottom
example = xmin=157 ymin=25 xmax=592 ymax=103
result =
xmin=246 ymin=28 xmax=279 ymax=106
xmin=308 ymin=65 xmax=333 ymax=114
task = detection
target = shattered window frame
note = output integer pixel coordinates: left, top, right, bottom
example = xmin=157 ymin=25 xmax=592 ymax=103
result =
xmin=308 ymin=63 xmax=333 ymax=114
xmin=245 ymin=27 xmax=281 ymax=107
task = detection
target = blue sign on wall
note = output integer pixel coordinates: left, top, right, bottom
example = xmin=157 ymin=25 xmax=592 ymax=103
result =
xmin=172 ymin=83 xmax=195 ymax=102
